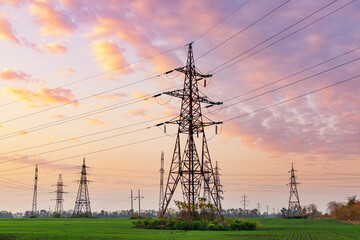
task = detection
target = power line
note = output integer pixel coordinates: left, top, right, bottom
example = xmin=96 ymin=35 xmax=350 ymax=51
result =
xmin=0 ymin=84 xmax=181 ymax=141
xmin=196 ymin=0 xmax=290 ymax=60
xmin=0 ymin=70 xmax=179 ymax=126
xmin=193 ymin=0 xmax=252 ymax=42
xmin=0 ymin=135 xmax=167 ymax=174
xmin=219 ymin=56 xmax=360 ymax=111
xmin=210 ymin=0 xmax=354 ymax=74
xmin=0 ymin=114 xmax=176 ymax=156
xmin=223 ymin=74 xmax=360 ymax=123
xmin=0 ymin=127 xmax=149 ymax=164
xmin=221 ymin=45 xmax=360 ymax=104
xmin=0 ymin=45 xmax=187 ymax=108
xmin=0 ymin=70 xmax=357 ymax=171
xmin=0 ymin=59 xmax=356 ymax=169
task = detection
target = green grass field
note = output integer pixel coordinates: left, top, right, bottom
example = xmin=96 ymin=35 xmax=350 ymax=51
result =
xmin=0 ymin=218 xmax=359 ymax=239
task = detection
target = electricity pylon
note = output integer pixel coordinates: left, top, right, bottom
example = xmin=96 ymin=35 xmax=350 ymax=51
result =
xmin=287 ymin=163 xmax=301 ymax=216
xmin=54 ymin=174 xmax=67 ymax=215
xmin=213 ymin=161 xmax=223 ymax=208
xmin=73 ymin=158 xmax=91 ymax=217
xmin=159 ymin=151 xmax=165 ymax=211
xmin=31 ymin=164 xmax=38 ymax=216
xmin=159 ymin=42 xmax=223 ymax=221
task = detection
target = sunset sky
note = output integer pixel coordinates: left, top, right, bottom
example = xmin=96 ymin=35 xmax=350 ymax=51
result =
xmin=0 ymin=0 xmax=359 ymax=214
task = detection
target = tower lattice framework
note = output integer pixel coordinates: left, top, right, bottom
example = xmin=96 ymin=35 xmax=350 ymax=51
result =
xmin=160 ymin=43 xmax=223 ymax=220
xmin=73 ymin=158 xmax=91 ymax=217
xmin=159 ymin=151 xmax=165 ymax=211
xmin=32 ymin=164 xmax=38 ymax=215
xmin=213 ymin=161 xmax=223 ymax=208
xmin=287 ymin=163 xmax=301 ymax=216
xmin=54 ymin=174 xmax=66 ymax=215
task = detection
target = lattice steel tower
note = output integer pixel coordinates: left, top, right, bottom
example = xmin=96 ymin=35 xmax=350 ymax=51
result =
xmin=159 ymin=151 xmax=165 ymax=211
xmin=214 ymin=161 xmax=223 ymax=207
xmin=54 ymin=174 xmax=67 ymax=215
xmin=287 ymin=163 xmax=301 ymax=216
xmin=31 ymin=164 xmax=38 ymax=216
xmin=160 ymin=43 xmax=223 ymax=220
xmin=73 ymin=158 xmax=91 ymax=217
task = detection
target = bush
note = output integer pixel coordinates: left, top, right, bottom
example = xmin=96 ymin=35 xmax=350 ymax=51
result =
xmin=216 ymin=223 xmax=224 ymax=231
xmin=207 ymin=223 xmax=216 ymax=231
xmin=167 ymin=219 xmax=175 ymax=228
xmin=191 ymin=220 xmax=205 ymax=230
xmin=132 ymin=217 xmax=260 ymax=231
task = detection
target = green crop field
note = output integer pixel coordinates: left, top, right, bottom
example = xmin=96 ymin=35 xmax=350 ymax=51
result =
xmin=0 ymin=218 xmax=359 ymax=240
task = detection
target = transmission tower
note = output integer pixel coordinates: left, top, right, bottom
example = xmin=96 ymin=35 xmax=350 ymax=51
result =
xmin=73 ymin=158 xmax=91 ymax=217
xmin=213 ymin=161 xmax=223 ymax=207
xmin=159 ymin=43 xmax=223 ymax=221
xmin=159 ymin=151 xmax=165 ymax=211
xmin=54 ymin=174 xmax=67 ymax=215
xmin=241 ymin=194 xmax=248 ymax=213
xmin=287 ymin=163 xmax=301 ymax=216
xmin=31 ymin=164 xmax=38 ymax=216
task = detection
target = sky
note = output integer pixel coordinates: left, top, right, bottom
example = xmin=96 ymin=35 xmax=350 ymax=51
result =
xmin=0 ymin=0 xmax=359 ymax=214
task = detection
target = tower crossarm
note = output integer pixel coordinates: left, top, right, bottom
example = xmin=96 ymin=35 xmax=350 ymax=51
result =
xmin=163 ymin=90 xmax=222 ymax=106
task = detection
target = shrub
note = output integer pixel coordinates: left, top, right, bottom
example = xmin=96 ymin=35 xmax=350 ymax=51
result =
xmin=216 ymin=223 xmax=224 ymax=231
xmin=191 ymin=220 xmax=205 ymax=230
xmin=178 ymin=221 xmax=190 ymax=230
xmin=167 ymin=219 xmax=175 ymax=228
xmin=207 ymin=223 xmax=216 ymax=231
xmin=132 ymin=217 xmax=260 ymax=231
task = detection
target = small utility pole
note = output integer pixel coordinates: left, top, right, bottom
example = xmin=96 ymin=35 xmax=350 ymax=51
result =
xmin=266 ymin=205 xmax=269 ymax=214
xmin=257 ymin=202 xmax=261 ymax=214
xmin=129 ymin=189 xmax=134 ymax=217
xmin=134 ymin=189 xmax=144 ymax=217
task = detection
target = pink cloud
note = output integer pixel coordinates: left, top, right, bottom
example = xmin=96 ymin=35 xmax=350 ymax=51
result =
xmin=91 ymin=39 xmax=132 ymax=75
xmin=0 ymin=12 xmax=20 ymax=44
xmin=0 ymin=68 xmax=31 ymax=82
xmin=4 ymin=85 xmax=77 ymax=107
xmin=58 ymin=65 xmax=76 ymax=78
xmin=82 ymin=116 xmax=106 ymax=126
xmin=41 ymin=42 xmax=67 ymax=54
xmin=29 ymin=0 xmax=75 ymax=36
xmin=95 ymin=92 xmax=126 ymax=102
xmin=0 ymin=0 xmax=30 ymax=7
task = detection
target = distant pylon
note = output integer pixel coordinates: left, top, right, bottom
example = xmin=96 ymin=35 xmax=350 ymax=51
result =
xmin=73 ymin=158 xmax=91 ymax=217
xmin=160 ymin=43 xmax=223 ymax=221
xmin=213 ymin=161 xmax=223 ymax=207
xmin=159 ymin=151 xmax=165 ymax=211
xmin=31 ymin=164 xmax=38 ymax=215
xmin=241 ymin=194 xmax=248 ymax=211
xmin=54 ymin=174 xmax=67 ymax=215
xmin=287 ymin=163 xmax=301 ymax=216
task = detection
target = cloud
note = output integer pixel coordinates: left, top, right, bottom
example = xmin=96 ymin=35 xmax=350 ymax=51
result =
xmin=0 ymin=12 xmax=20 ymax=44
xmin=128 ymin=108 xmax=148 ymax=117
xmin=0 ymin=0 xmax=30 ymax=7
xmin=90 ymin=39 xmax=133 ymax=75
xmin=95 ymin=92 xmax=126 ymax=102
xmin=29 ymin=0 xmax=75 ymax=36
xmin=4 ymin=86 xmax=77 ymax=107
xmin=49 ymin=114 xmax=66 ymax=119
xmin=0 ymin=154 xmax=77 ymax=171
xmin=41 ymin=42 xmax=67 ymax=54
xmin=0 ymin=68 xmax=31 ymax=82
xmin=82 ymin=116 xmax=106 ymax=126
xmin=58 ymin=65 xmax=76 ymax=78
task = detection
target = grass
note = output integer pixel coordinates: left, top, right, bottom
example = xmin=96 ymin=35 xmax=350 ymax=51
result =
xmin=0 ymin=218 xmax=360 ymax=239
